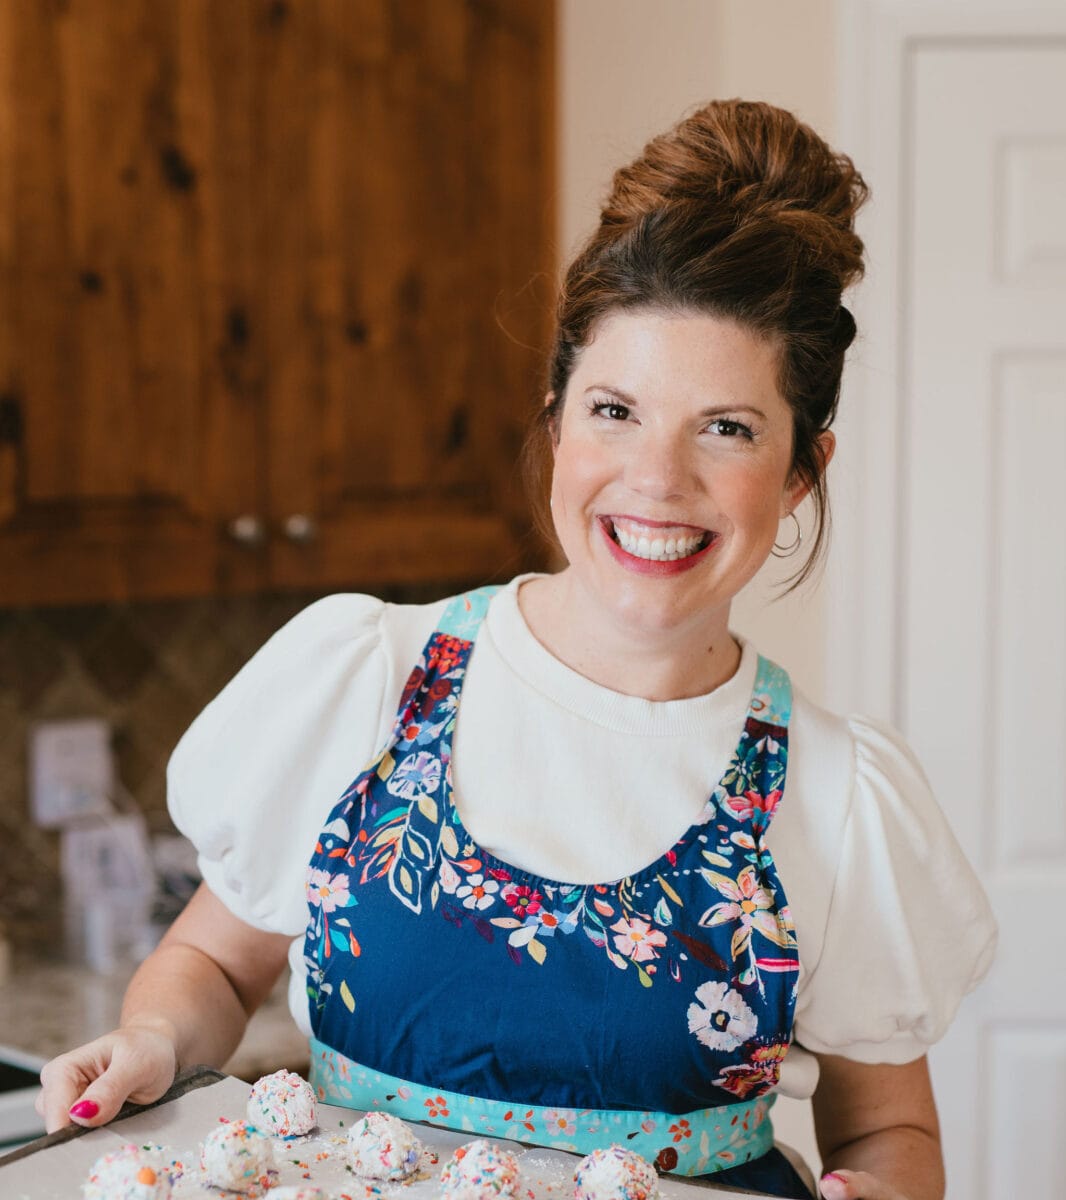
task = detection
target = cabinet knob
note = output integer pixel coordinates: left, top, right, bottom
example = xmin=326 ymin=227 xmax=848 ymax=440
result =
xmin=283 ymin=513 xmax=318 ymax=544
xmin=227 ymin=514 xmax=267 ymax=546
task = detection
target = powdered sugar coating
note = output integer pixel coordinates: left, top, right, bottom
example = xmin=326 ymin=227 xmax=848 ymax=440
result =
xmin=346 ymin=1110 xmax=424 ymax=1180
xmin=440 ymin=1139 xmax=520 ymax=1200
xmin=573 ymin=1146 xmax=659 ymax=1200
xmin=267 ymin=1190 xmax=329 ymax=1199
xmin=246 ymin=1069 xmax=318 ymax=1137
xmin=200 ymin=1119 xmax=275 ymax=1192
xmin=82 ymin=1142 xmax=176 ymax=1200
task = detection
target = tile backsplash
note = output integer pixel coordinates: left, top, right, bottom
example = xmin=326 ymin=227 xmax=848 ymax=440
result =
xmin=0 ymin=581 xmax=470 ymax=955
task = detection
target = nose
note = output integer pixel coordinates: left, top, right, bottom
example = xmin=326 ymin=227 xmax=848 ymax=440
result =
xmin=624 ymin=431 xmax=697 ymax=501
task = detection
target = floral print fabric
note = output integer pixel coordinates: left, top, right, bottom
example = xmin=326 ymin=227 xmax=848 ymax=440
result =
xmin=308 ymin=1037 xmax=776 ymax=1177
xmin=303 ymin=587 xmax=799 ymax=1176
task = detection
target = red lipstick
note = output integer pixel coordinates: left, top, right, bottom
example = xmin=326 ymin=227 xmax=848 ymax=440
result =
xmin=598 ymin=517 xmax=717 ymax=577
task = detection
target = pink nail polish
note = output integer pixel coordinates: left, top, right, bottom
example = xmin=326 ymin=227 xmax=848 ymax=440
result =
xmin=821 ymin=1173 xmax=846 ymax=1183
xmin=69 ymin=1099 xmax=99 ymax=1119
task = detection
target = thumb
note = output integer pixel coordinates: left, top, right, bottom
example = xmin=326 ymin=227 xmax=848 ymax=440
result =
xmin=820 ymin=1172 xmax=852 ymax=1199
xmin=820 ymin=1168 xmax=901 ymax=1199
xmin=68 ymin=1034 xmax=175 ymax=1128
xmin=66 ymin=1062 xmax=139 ymax=1128
xmin=38 ymin=1039 xmax=118 ymax=1133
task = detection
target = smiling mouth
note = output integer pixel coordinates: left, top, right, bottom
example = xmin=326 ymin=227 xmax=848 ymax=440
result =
xmin=604 ymin=517 xmax=714 ymax=562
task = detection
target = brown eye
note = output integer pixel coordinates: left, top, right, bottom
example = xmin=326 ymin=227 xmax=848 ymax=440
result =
xmin=591 ymin=401 xmax=630 ymax=421
xmin=709 ymin=418 xmax=753 ymax=439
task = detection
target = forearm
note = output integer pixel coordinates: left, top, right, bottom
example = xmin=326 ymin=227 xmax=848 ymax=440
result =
xmin=119 ymin=941 xmax=251 ymax=1071
xmin=822 ymin=1124 xmax=944 ymax=1200
xmin=40 ymin=889 xmax=289 ymax=1131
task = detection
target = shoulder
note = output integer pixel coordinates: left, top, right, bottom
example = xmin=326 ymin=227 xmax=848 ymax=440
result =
xmin=246 ymin=591 xmax=447 ymax=667
xmin=779 ymin=683 xmax=960 ymax=869
xmin=182 ymin=592 xmax=449 ymax=736
xmin=164 ymin=588 xmax=460 ymax=931
xmin=785 ymin=683 xmax=935 ymax=819
xmin=167 ymin=579 xmax=507 ymax=786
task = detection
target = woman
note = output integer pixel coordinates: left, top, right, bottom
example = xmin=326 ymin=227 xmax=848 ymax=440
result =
xmin=38 ymin=101 xmax=995 ymax=1200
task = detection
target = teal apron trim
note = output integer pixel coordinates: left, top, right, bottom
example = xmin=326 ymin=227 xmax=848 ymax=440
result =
xmin=436 ymin=586 xmax=501 ymax=640
xmin=308 ymin=1037 xmax=776 ymax=1177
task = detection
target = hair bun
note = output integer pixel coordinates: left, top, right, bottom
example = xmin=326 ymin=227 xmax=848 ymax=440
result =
xmin=601 ymin=99 xmax=868 ymax=291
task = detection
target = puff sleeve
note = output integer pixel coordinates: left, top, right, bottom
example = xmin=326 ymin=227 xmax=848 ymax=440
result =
xmin=167 ymin=594 xmax=394 ymax=937
xmin=792 ymin=715 xmax=997 ymax=1064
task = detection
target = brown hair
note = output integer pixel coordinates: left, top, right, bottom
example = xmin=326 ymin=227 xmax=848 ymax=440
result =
xmin=526 ymin=99 xmax=869 ymax=591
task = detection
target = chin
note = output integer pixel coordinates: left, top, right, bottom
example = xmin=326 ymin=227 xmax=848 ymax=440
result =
xmin=607 ymin=580 xmax=723 ymax=639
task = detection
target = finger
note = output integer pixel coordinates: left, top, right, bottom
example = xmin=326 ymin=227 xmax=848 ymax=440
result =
xmin=39 ymin=1052 xmax=98 ymax=1134
xmin=820 ymin=1169 xmax=898 ymax=1199
xmin=820 ymin=1171 xmax=847 ymax=1198
xmin=65 ymin=1070 xmax=126 ymax=1128
xmin=67 ymin=1049 xmax=169 ymax=1129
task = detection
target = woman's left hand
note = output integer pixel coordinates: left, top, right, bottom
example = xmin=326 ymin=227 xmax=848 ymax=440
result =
xmin=819 ymin=1169 xmax=911 ymax=1200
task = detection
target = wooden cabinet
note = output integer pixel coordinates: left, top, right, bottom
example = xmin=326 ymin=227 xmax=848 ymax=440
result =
xmin=0 ymin=0 xmax=554 ymax=605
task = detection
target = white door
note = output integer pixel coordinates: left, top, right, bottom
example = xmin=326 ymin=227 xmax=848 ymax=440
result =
xmin=898 ymin=42 xmax=1066 ymax=1199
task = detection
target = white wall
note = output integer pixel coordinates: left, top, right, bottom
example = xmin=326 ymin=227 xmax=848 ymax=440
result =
xmin=557 ymin=0 xmax=840 ymax=708
xmin=557 ymin=0 xmax=841 ymax=1177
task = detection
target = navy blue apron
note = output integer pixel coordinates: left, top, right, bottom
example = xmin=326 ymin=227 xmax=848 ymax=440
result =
xmin=302 ymin=588 xmax=811 ymax=1197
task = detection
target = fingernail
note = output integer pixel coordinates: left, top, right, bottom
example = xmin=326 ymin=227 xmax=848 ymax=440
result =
xmin=821 ymin=1174 xmax=846 ymax=1182
xmin=69 ymin=1099 xmax=99 ymax=1119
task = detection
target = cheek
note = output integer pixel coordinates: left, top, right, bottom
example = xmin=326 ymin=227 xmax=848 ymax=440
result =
xmin=550 ymin=438 xmax=609 ymax=519
xmin=722 ymin=462 xmax=792 ymax=531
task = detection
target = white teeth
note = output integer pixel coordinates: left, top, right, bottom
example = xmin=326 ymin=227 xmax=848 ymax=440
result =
xmin=612 ymin=523 xmax=708 ymax=561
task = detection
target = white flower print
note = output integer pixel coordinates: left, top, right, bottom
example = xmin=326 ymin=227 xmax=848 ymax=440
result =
xmin=306 ymin=867 xmax=352 ymax=913
xmin=543 ymin=1108 xmax=577 ymax=1137
xmin=438 ymin=858 xmax=461 ymax=895
xmin=387 ymin=750 xmax=442 ymax=800
xmin=687 ymin=981 xmax=757 ymax=1051
xmin=455 ymin=872 xmax=499 ymax=911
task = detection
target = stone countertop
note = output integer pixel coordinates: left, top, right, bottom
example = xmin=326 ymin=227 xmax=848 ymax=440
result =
xmin=0 ymin=959 xmax=309 ymax=1082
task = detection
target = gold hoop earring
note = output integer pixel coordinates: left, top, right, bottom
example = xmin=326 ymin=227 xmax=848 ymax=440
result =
xmin=771 ymin=511 xmax=802 ymax=558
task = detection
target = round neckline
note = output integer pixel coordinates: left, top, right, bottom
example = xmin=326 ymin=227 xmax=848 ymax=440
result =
xmin=427 ymin=576 xmax=775 ymax=890
xmin=481 ymin=574 xmax=758 ymax=737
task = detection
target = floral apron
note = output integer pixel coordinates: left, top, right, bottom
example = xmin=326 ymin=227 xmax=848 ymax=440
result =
xmin=302 ymin=587 xmax=806 ymax=1192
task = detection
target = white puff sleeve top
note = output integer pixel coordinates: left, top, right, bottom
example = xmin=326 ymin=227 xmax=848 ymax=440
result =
xmin=167 ymin=575 xmax=996 ymax=1099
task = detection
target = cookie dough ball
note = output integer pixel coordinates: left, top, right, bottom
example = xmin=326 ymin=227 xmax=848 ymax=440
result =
xmin=440 ymin=1138 xmax=520 ymax=1200
xmin=573 ymin=1146 xmax=659 ymax=1200
xmin=346 ymin=1110 xmax=424 ymax=1181
xmin=267 ymin=1190 xmax=329 ymax=1199
xmin=200 ymin=1119 xmax=275 ymax=1193
xmin=247 ymin=1068 xmax=318 ymax=1137
xmin=83 ymin=1142 xmax=174 ymax=1200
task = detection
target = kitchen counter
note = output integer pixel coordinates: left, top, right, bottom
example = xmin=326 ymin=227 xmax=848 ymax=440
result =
xmin=0 ymin=959 xmax=309 ymax=1081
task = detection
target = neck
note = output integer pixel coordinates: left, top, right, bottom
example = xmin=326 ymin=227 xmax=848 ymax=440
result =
xmin=517 ymin=573 xmax=742 ymax=701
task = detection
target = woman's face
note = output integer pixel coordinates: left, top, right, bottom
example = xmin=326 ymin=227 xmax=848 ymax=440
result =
xmin=549 ymin=308 xmax=825 ymax=640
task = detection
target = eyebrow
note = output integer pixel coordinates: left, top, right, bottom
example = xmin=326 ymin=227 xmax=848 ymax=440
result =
xmin=584 ymin=385 xmax=768 ymax=421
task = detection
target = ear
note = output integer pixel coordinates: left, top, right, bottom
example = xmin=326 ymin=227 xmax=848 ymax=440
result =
xmin=782 ymin=430 xmax=835 ymax=516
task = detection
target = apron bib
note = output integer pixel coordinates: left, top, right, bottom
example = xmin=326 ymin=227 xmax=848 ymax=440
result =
xmin=302 ymin=587 xmax=800 ymax=1180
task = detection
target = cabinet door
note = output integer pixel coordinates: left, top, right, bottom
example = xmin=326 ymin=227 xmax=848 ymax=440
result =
xmin=0 ymin=0 xmax=266 ymax=605
xmin=260 ymin=0 xmax=555 ymax=591
xmin=0 ymin=0 xmax=554 ymax=606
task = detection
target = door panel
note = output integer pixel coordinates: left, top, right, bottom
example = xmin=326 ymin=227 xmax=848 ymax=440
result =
xmin=263 ymin=0 xmax=553 ymax=592
xmin=903 ymin=41 xmax=1066 ymax=1198
xmin=0 ymin=0 xmax=263 ymax=603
